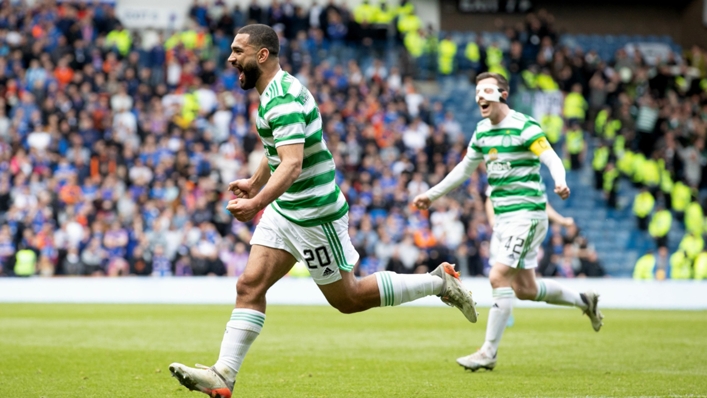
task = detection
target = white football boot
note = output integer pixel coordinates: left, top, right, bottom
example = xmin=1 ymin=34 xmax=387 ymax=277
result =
xmin=457 ymin=350 xmax=497 ymax=371
xmin=431 ymin=262 xmax=479 ymax=323
xmin=580 ymin=291 xmax=604 ymax=332
xmin=169 ymin=363 xmax=233 ymax=398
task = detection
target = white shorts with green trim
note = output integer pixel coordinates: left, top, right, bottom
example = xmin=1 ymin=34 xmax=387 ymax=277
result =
xmin=250 ymin=206 xmax=359 ymax=285
xmin=489 ymin=216 xmax=548 ymax=269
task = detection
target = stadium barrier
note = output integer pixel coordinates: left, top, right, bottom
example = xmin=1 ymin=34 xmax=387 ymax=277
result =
xmin=0 ymin=277 xmax=705 ymax=309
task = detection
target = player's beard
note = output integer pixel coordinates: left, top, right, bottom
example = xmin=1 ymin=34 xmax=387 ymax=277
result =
xmin=239 ymin=59 xmax=262 ymax=90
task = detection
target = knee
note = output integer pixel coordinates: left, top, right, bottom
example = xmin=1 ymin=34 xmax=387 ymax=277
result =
xmin=488 ymin=270 xmax=510 ymax=289
xmin=512 ymin=281 xmax=537 ymax=301
xmin=329 ymin=295 xmax=365 ymax=314
xmin=236 ymin=274 xmax=267 ymax=302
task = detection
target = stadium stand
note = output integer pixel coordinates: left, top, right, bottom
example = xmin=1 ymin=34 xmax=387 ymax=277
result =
xmin=0 ymin=0 xmax=704 ymax=280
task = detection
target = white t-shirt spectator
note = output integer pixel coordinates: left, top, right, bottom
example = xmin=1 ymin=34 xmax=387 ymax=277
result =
xmin=442 ymin=115 xmax=462 ymax=142
xmin=402 ymin=121 xmax=430 ymax=151
xmin=167 ymin=61 xmax=181 ymax=87
xmin=213 ymin=109 xmax=232 ymax=143
xmin=196 ymin=87 xmax=218 ymax=113
xmin=129 ymin=163 xmax=154 ymax=184
xmin=111 ymin=92 xmax=133 ymax=112
xmin=387 ymin=71 xmax=402 ymax=93
xmin=407 ymin=178 xmax=429 ymax=198
xmin=113 ymin=111 xmax=138 ymax=148
xmin=0 ymin=113 xmax=11 ymax=142
xmin=27 ymin=131 xmax=51 ymax=151
xmin=365 ymin=63 xmax=388 ymax=81
xmin=65 ymin=220 xmax=85 ymax=248
xmin=405 ymin=91 xmax=424 ymax=117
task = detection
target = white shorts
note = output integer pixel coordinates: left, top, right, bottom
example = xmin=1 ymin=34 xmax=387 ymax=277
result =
xmin=250 ymin=206 xmax=360 ymax=285
xmin=489 ymin=217 xmax=548 ymax=269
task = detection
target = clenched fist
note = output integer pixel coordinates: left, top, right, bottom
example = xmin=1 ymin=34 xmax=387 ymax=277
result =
xmin=554 ymin=184 xmax=570 ymax=200
xmin=226 ymin=198 xmax=263 ymax=222
xmin=228 ymin=179 xmax=259 ymax=199
xmin=412 ymin=193 xmax=432 ymax=210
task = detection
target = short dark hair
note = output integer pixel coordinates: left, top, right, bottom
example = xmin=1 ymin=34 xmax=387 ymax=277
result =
xmin=237 ymin=24 xmax=280 ymax=57
xmin=475 ymin=72 xmax=509 ymax=93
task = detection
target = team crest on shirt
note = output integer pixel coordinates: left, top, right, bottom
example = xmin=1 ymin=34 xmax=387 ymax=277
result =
xmin=502 ymin=134 xmax=512 ymax=147
xmin=489 ymin=148 xmax=498 ymax=161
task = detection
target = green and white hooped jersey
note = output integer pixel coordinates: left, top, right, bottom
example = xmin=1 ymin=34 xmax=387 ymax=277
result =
xmin=256 ymin=70 xmax=348 ymax=227
xmin=470 ymin=110 xmax=548 ymax=221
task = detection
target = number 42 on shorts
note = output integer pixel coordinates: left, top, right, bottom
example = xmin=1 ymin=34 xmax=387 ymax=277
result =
xmin=504 ymin=236 xmax=526 ymax=255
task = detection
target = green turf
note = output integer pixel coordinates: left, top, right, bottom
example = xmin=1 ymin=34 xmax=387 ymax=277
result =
xmin=1 ymin=304 xmax=705 ymax=397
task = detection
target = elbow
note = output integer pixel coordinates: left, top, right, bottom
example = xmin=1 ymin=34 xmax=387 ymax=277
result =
xmin=286 ymin=159 xmax=303 ymax=180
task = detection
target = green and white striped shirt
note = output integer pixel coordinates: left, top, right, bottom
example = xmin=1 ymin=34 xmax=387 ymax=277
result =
xmin=256 ymin=70 xmax=348 ymax=227
xmin=469 ymin=110 xmax=548 ymax=220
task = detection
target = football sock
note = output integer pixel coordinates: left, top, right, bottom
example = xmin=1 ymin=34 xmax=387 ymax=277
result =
xmin=374 ymin=271 xmax=443 ymax=306
xmin=480 ymin=287 xmax=514 ymax=356
xmin=214 ymin=308 xmax=265 ymax=383
xmin=535 ymin=279 xmax=587 ymax=309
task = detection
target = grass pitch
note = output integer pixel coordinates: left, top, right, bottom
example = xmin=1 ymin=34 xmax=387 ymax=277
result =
xmin=0 ymin=304 xmax=705 ymax=397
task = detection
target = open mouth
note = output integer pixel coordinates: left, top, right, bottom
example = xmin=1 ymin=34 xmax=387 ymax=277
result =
xmin=234 ymin=64 xmax=244 ymax=80
xmin=479 ymin=102 xmax=490 ymax=111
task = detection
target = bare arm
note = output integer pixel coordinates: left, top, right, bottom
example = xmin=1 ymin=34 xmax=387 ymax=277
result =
xmin=228 ymin=155 xmax=271 ymax=199
xmin=485 ymin=196 xmax=495 ymax=228
xmin=226 ymin=144 xmax=303 ymax=222
xmin=546 ymin=202 xmax=574 ymax=227
xmin=251 ymin=155 xmax=272 ymax=191
xmin=251 ymin=144 xmax=303 ymax=209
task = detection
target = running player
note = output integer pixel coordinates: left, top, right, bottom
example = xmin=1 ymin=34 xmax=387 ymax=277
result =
xmin=168 ymin=25 xmax=478 ymax=398
xmin=413 ymin=72 xmax=603 ymax=372
xmin=485 ymin=187 xmax=576 ymax=329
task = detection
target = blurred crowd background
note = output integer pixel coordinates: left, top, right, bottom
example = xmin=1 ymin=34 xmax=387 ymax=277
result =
xmin=0 ymin=0 xmax=705 ymax=279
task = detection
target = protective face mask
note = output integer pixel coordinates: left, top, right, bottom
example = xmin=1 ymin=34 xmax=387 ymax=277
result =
xmin=475 ymin=83 xmax=505 ymax=103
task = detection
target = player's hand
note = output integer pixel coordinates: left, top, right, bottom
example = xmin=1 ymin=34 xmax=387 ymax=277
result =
xmin=412 ymin=193 xmax=432 ymax=210
xmin=226 ymin=198 xmax=263 ymax=222
xmin=560 ymin=217 xmax=575 ymax=228
xmin=228 ymin=178 xmax=258 ymax=199
xmin=554 ymin=184 xmax=570 ymax=200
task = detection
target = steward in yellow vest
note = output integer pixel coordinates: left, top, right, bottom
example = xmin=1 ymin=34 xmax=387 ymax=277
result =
xmin=592 ymin=143 xmax=609 ymax=190
xmin=679 ymin=232 xmax=704 ymax=260
xmin=642 ymin=157 xmax=661 ymax=190
xmin=617 ymin=150 xmax=634 ymax=178
xmin=694 ymin=251 xmax=707 ymax=280
xmin=671 ymin=181 xmax=691 ymax=219
xmin=373 ymin=1 xmax=395 ymax=24
xmin=437 ymin=36 xmax=457 ymax=75
xmin=563 ymin=83 xmax=587 ymax=121
xmin=403 ymin=29 xmax=424 ymax=58
xmin=603 ymin=163 xmax=619 ymax=209
xmin=541 ymin=114 xmax=563 ymax=144
xmin=354 ymin=0 xmax=378 ymax=24
xmin=565 ymin=122 xmax=584 ymax=170
xmin=670 ymin=250 xmax=692 ymax=280
xmin=659 ymin=163 xmax=673 ymax=209
xmin=633 ymin=252 xmax=655 ymax=280
xmin=536 ymin=68 xmax=558 ymax=91
xmin=106 ymin=24 xmax=132 ymax=56
xmin=630 ymin=152 xmax=646 ymax=186
xmin=632 ymin=188 xmax=654 ymax=230
xmin=464 ymin=41 xmax=480 ymax=66
xmin=685 ymin=201 xmax=704 ymax=235
xmin=14 ymin=248 xmax=37 ymax=276
xmin=649 ymin=207 xmax=672 ymax=248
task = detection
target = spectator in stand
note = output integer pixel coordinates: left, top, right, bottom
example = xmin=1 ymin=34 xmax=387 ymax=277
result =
xmin=3 ymin=0 xmax=691 ymax=281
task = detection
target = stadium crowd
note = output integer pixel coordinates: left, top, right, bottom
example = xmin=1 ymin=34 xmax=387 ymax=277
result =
xmin=6 ymin=0 xmax=703 ymax=279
